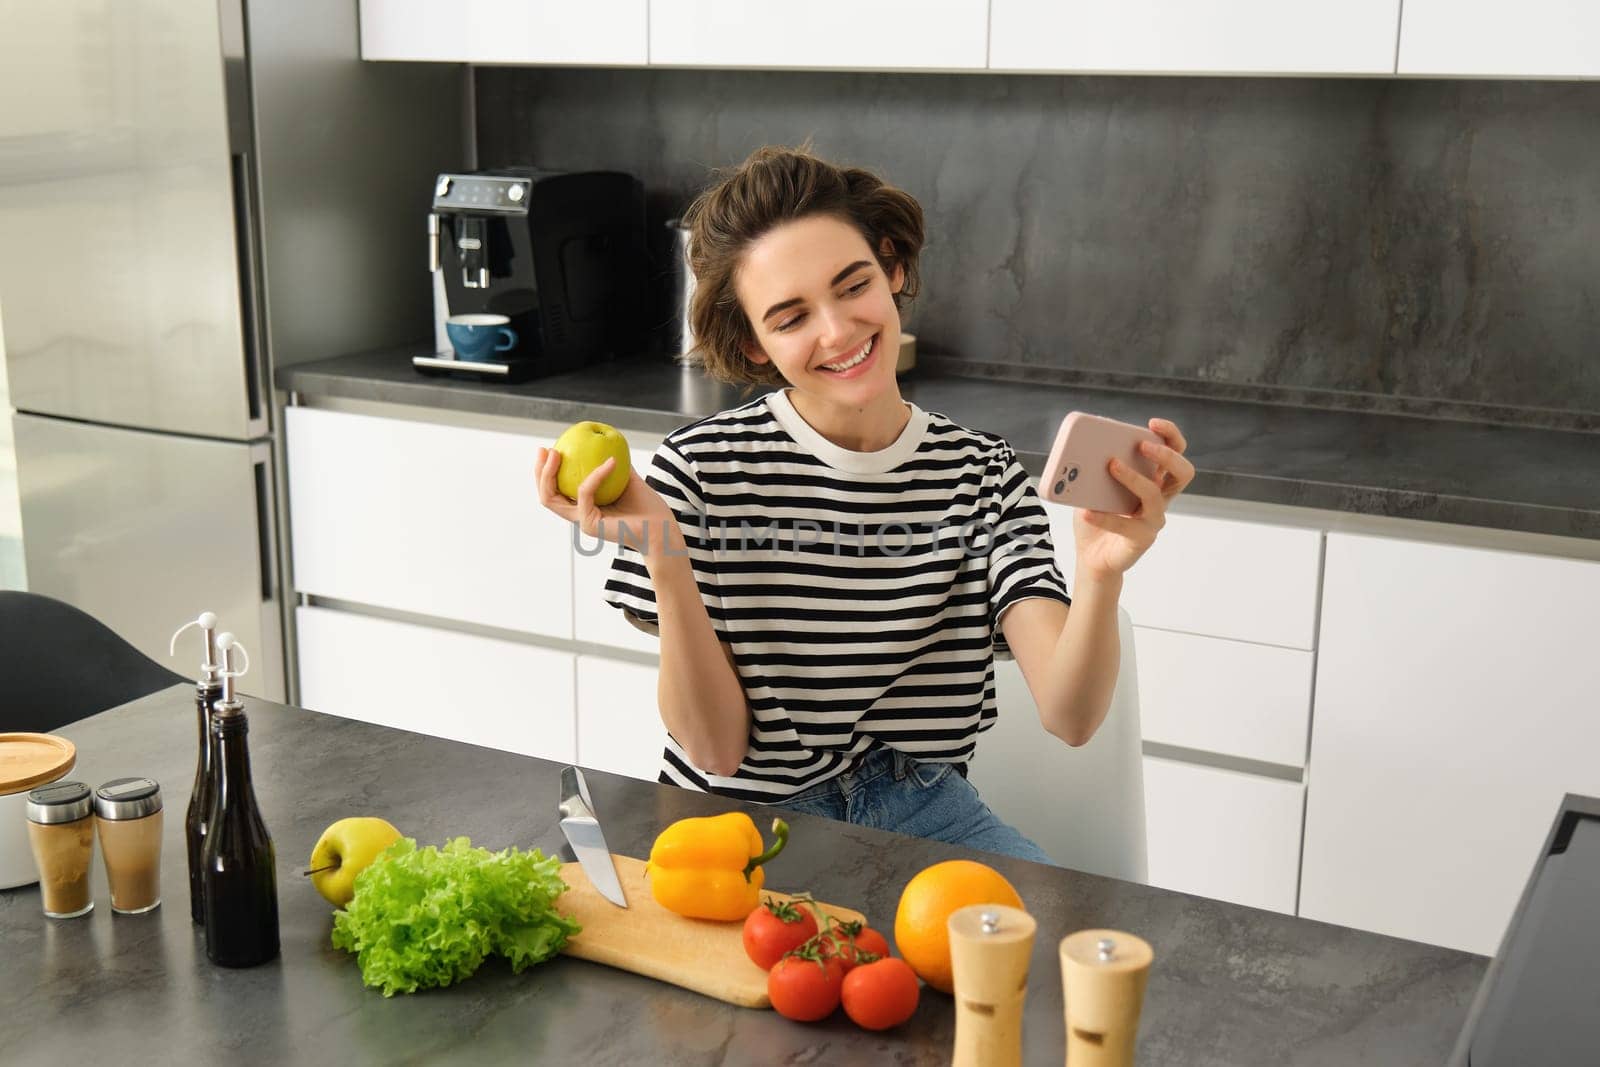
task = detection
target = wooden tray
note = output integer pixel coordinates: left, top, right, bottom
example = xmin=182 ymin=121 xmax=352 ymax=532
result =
xmin=557 ymin=854 xmax=866 ymax=1008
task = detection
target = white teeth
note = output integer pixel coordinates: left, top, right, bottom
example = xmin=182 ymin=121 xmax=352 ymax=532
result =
xmin=821 ymin=336 xmax=874 ymax=372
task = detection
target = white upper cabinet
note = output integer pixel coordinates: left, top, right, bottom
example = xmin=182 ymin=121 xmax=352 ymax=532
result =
xmin=649 ymin=0 xmax=989 ymax=70
xmin=355 ymin=0 xmax=1593 ymax=78
xmin=360 ymin=0 xmax=648 ymax=65
xmin=1398 ymin=0 xmax=1600 ymax=78
xmin=989 ymin=0 xmax=1401 ymax=75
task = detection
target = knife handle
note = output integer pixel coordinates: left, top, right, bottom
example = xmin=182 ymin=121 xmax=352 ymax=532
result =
xmin=560 ymin=766 xmax=596 ymax=821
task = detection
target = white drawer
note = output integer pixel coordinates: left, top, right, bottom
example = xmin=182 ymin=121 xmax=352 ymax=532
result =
xmin=1121 ymin=512 xmax=1322 ymax=649
xmin=1143 ymin=756 xmax=1304 ymax=915
xmin=1134 ymin=626 xmax=1314 ymax=767
xmin=287 ymin=406 xmax=574 ymax=639
xmin=296 ymin=605 xmax=576 ymax=763
xmin=576 ymin=655 xmax=666 ymax=783
xmin=572 ymin=449 xmax=661 ymax=655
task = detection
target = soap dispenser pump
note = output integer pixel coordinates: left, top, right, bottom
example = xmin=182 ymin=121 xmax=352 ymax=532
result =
xmin=170 ymin=610 xmax=223 ymax=925
xmin=199 ymin=633 xmax=280 ymax=968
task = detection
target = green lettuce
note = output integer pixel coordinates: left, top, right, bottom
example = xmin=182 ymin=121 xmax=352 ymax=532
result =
xmin=330 ymin=836 xmax=580 ymax=996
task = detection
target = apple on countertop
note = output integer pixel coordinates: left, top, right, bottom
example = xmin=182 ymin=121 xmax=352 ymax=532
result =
xmin=307 ymin=817 xmax=403 ymax=907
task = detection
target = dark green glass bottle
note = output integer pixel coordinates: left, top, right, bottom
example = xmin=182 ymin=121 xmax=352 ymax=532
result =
xmin=186 ymin=679 xmax=222 ymax=925
xmin=173 ymin=611 xmax=225 ymax=926
xmin=200 ymin=700 xmax=279 ymax=968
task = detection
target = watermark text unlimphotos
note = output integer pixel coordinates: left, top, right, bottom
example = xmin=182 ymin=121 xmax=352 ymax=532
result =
xmin=572 ymin=513 xmax=1050 ymax=559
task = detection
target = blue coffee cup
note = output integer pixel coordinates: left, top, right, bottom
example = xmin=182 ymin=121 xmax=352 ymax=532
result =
xmin=446 ymin=313 xmax=518 ymax=362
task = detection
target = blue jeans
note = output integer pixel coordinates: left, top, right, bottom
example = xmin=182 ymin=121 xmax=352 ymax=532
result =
xmin=773 ymin=746 xmax=1054 ymax=865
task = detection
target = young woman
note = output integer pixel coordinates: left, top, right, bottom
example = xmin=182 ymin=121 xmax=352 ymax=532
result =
xmin=535 ymin=146 xmax=1194 ymax=863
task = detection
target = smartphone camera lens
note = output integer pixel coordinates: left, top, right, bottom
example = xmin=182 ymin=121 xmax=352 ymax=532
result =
xmin=1066 ymin=466 xmax=1079 ymax=482
xmin=1053 ymin=479 xmax=1066 ymax=494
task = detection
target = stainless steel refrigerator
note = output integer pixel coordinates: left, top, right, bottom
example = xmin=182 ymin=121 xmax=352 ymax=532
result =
xmin=0 ymin=0 xmax=463 ymax=700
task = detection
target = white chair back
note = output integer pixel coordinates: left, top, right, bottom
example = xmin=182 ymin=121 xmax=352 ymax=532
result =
xmin=967 ymin=606 xmax=1147 ymax=882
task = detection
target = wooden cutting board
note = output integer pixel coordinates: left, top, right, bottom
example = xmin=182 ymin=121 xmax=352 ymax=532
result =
xmin=557 ymin=854 xmax=866 ymax=1008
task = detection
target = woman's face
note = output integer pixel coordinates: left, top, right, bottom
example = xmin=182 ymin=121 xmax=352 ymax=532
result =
xmin=733 ymin=214 xmax=904 ymax=408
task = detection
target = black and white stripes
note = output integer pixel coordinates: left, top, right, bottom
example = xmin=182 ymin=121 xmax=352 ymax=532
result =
xmin=603 ymin=389 xmax=1069 ymax=802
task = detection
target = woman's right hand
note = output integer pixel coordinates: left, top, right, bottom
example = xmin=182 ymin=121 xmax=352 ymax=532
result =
xmin=535 ymin=446 xmax=677 ymax=552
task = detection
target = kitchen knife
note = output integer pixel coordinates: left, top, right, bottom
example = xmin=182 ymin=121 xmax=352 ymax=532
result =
xmin=559 ymin=766 xmax=627 ymax=908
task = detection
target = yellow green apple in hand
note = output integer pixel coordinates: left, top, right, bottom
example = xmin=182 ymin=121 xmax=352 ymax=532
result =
xmin=552 ymin=421 xmax=631 ymax=506
xmin=306 ymin=817 xmax=404 ymax=906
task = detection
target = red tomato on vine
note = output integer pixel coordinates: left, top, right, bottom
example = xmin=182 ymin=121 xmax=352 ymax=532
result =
xmin=768 ymin=954 xmax=846 ymax=1021
xmin=743 ymin=897 xmax=821 ymax=971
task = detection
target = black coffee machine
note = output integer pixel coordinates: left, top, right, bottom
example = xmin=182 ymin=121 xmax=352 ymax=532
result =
xmin=413 ymin=168 xmax=650 ymax=382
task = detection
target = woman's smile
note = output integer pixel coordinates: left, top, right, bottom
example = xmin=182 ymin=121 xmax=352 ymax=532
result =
xmin=815 ymin=333 xmax=878 ymax=377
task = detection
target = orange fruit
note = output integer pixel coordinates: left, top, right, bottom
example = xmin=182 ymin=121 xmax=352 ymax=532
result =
xmin=894 ymin=859 xmax=1025 ymax=993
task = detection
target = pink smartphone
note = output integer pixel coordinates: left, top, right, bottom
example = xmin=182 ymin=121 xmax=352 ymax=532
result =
xmin=1039 ymin=412 xmax=1163 ymax=514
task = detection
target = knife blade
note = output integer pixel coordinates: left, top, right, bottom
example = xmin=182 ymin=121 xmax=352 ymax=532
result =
xmin=559 ymin=766 xmax=627 ymax=908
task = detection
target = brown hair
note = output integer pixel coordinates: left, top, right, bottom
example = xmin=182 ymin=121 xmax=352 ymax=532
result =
xmin=680 ymin=144 xmax=925 ymax=387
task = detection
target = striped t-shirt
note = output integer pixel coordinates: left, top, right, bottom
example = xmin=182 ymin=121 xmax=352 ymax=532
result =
xmin=603 ymin=389 xmax=1070 ymax=802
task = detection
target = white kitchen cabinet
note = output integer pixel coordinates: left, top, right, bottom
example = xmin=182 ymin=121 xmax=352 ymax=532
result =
xmin=1398 ymin=0 xmax=1600 ymax=78
xmin=1299 ymin=533 xmax=1600 ymax=955
xmin=572 ymin=449 xmax=662 ymax=655
xmin=1134 ymin=626 xmax=1313 ymax=768
xmin=990 ymin=0 xmax=1400 ymax=75
xmin=359 ymin=0 xmax=648 ymax=65
xmin=1143 ymin=755 xmax=1305 ymax=914
xmin=575 ymin=655 xmax=667 ymax=782
xmin=286 ymin=406 xmax=574 ymax=641
xmin=296 ymin=605 xmax=576 ymax=763
xmin=649 ymin=0 xmax=988 ymax=71
xmin=1119 ymin=511 xmax=1323 ymax=650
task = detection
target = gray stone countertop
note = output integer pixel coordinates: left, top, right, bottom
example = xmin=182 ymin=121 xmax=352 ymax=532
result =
xmin=4 ymin=686 xmax=1484 ymax=1065
xmin=279 ymin=347 xmax=1600 ymax=542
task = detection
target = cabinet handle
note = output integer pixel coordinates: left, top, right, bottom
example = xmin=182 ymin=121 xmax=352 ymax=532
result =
xmin=253 ymin=459 xmax=274 ymax=602
xmin=231 ymin=151 xmax=265 ymax=423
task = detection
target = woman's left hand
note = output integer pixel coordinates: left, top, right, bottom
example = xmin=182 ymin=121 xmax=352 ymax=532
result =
xmin=1073 ymin=418 xmax=1196 ymax=583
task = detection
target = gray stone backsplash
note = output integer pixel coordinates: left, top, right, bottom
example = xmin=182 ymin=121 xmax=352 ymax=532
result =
xmin=475 ymin=68 xmax=1600 ymax=427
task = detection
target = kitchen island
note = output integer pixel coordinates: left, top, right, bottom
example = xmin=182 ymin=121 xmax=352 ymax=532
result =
xmin=4 ymin=686 xmax=1485 ymax=1065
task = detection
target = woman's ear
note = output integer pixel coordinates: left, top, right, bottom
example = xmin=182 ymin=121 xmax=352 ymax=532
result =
xmin=878 ymin=237 xmax=906 ymax=295
xmin=740 ymin=339 xmax=771 ymax=365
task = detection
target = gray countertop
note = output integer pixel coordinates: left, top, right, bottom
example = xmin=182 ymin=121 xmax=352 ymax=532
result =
xmin=4 ymin=686 xmax=1485 ymax=1064
xmin=279 ymin=347 xmax=1600 ymax=542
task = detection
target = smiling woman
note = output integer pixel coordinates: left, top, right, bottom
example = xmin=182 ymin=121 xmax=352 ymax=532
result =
xmin=533 ymin=145 xmax=1196 ymax=863
xmin=683 ymin=146 xmax=923 ymax=405
xmin=730 ymin=217 xmax=908 ymax=450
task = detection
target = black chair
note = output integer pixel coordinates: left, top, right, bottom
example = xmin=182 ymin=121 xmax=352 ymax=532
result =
xmin=0 ymin=591 xmax=186 ymax=734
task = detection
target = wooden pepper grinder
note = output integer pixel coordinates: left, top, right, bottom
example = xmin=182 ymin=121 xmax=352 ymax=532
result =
xmin=948 ymin=903 xmax=1038 ymax=1067
xmin=1059 ymin=929 xmax=1154 ymax=1066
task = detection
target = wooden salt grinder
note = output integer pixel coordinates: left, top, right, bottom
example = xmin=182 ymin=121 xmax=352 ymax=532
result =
xmin=948 ymin=904 xmax=1038 ymax=1067
xmin=1059 ymin=929 xmax=1154 ymax=1066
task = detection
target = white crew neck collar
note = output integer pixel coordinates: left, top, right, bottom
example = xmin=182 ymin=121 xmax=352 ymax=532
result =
xmin=766 ymin=389 xmax=929 ymax=474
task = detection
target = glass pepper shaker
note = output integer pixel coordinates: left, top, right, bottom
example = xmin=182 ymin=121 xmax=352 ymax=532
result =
xmin=25 ymin=781 xmax=97 ymax=919
xmin=95 ymin=777 xmax=164 ymax=915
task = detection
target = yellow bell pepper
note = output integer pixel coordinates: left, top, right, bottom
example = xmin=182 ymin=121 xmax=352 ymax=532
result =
xmin=646 ymin=812 xmax=790 ymax=921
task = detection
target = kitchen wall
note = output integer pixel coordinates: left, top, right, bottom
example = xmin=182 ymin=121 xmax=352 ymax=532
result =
xmin=476 ymin=69 xmax=1600 ymax=427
